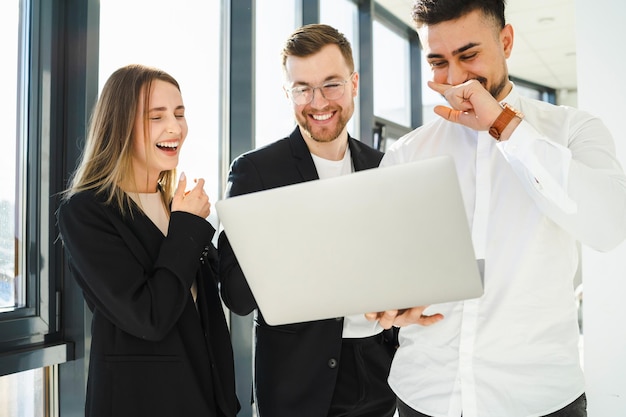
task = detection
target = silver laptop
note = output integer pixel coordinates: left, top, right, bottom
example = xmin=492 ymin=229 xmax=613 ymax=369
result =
xmin=216 ymin=155 xmax=483 ymax=325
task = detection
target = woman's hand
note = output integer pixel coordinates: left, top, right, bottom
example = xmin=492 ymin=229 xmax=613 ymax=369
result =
xmin=171 ymin=172 xmax=211 ymax=219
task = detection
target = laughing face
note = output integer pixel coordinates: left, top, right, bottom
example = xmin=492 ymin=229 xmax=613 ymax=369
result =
xmin=418 ymin=9 xmax=513 ymax=102
xmin=131 ymin=79 xmax=188 ymax=192
xmin=284 ymin=44 xmax=358 ymax=144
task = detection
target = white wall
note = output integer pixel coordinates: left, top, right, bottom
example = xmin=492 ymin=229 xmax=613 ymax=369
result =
xmin=575 ymin=1 xmax=626 ymax=415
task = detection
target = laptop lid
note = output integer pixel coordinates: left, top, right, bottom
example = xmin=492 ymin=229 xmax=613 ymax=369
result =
xmin=216 ymin=155 xmax=483 ymax=325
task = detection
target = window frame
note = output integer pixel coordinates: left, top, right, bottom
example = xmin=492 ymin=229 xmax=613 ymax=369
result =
xmin=0 ymin=0 xmax=79 ymax=382
xmin=369 ymin=1 xmax=422 ymax=148
xmin=510 ymin=75 xmax=557 ymax=104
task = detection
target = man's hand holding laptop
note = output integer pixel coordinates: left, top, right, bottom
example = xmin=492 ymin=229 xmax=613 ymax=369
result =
xmin=365 ymin=307 xmax=444 ymax=329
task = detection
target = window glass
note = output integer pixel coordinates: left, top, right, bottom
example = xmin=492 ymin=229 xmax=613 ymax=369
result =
xmin=254 ymin=0 xmax=297 ymax=149
xmin=99 ymin=0 xmax=221 ymax=223
xmin=373 ymin=20 xmax=411 ymax=126
xmin=0 ymin=368 xmax=45 ymax=417
xmin=0 ymin=0 xmax=23 ymax=312
xmin=516 ymin=83 xmax=542 ymax=100
xmin=320 ymin=0 xmax=359 ymax=137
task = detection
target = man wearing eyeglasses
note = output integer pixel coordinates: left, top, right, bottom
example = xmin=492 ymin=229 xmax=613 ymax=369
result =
xmin=218 ymin=24 xmax=397 ymax=417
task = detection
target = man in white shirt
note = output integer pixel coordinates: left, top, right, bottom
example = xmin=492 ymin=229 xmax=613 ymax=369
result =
xmin=368 ymin=1 xmax=626 ymax=416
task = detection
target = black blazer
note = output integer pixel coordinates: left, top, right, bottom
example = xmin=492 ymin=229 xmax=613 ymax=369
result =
xmin=57 ymin=190 xmax=239 ymax=417
xmin=218 ymin=128 xmax=385 ymax=417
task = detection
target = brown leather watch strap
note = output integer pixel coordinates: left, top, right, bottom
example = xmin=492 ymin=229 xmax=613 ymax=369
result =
xmin=488 ymin=103 xmax=522 ymax=140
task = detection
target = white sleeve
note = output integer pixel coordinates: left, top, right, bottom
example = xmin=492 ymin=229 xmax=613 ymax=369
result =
xmin=498 ymin=115 xmax=626 ymax=251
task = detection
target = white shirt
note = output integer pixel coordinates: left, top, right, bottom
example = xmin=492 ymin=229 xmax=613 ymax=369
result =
xmin=381 ymin=86 xmax=626 ymax=417
xmin=311 ymin=147 xmax=383 ymax=339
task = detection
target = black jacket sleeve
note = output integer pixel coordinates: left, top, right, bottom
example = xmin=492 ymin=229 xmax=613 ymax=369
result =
xmin=218 ymin=155 xmax=264 ymax=315
xmin=57 ymin=191 xmax=215 ymax=341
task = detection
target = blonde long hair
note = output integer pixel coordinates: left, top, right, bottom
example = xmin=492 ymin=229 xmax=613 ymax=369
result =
xmin=63 ymin=64 xmax=181 ymax=213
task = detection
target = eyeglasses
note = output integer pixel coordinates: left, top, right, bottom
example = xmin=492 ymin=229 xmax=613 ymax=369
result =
xmin=286 ymin=73 xmax=354 ymax=105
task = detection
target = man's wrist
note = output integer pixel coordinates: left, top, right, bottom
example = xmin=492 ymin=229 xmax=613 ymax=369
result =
xmin=488 ymin=103 xmax=524 ymax=141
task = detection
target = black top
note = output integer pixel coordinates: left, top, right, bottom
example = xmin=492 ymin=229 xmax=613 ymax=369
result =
xmin=57 ymin=190 xmax=239 ymax=417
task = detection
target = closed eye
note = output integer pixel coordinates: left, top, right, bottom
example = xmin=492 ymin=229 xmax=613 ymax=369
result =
xmin=429 ymin=60 xmax=447 ymax=68
xmin=460 ymin=52 xmax=478 ymax=61
xmin=322 ymin=82 xmax=343 ymax=93
xmin=293 ymin=86 xmax=311 ymax=94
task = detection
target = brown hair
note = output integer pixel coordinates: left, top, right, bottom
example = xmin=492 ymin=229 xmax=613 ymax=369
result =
xmin=281 ymin=23 xmax=355 ymax=73
xmin=63 ymin=64 xmax=181 ymax=213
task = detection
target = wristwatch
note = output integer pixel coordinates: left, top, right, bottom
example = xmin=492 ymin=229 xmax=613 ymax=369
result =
xmin=488 ymin=102 xmax=524 ymax=140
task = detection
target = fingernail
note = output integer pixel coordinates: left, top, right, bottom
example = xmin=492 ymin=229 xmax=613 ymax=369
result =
xmin=179 ymin=172 xmax=186 ymax=182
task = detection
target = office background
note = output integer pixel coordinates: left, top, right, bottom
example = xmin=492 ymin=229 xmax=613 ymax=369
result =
xmin=0 ymin=0 xmax=624 ymax=416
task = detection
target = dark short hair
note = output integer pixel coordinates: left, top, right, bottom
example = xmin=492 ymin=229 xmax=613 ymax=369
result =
xmin=412 ymin=0 xmax=506 ymax=29
xmin=281 ymin=23 xmax=354 ymax=73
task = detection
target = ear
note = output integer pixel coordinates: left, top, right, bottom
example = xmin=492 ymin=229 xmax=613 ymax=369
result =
xmin=351 ymin=71 xmax=359 ymax=98
xmin=501 ymin=24 xmax=514 ymax=59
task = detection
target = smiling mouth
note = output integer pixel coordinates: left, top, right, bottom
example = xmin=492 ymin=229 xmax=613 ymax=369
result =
xmin=156 ymin=140 xmax=180 ymax=151
xmin=311 ymin=113 xmax=332 ymax=121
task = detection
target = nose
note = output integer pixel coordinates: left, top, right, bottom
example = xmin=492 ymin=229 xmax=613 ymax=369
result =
xmin=166 ymin=115 xmax=183 ymax=135
xmin=446 ymin=62 xmax=467 ymax=86
xmin=309 ymin=86 xmax=329 ymax=109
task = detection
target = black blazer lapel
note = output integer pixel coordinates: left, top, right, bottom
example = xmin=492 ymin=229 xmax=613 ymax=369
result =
xmin=288 ymin=127 xmax=320 ymax=182
xmin=348 ymin=136 xmax=384 ymax=172
xmin=288 ymin=128 xmax=383 ymax=176
xmin=101 ymin=199 xmax=156 ymax=271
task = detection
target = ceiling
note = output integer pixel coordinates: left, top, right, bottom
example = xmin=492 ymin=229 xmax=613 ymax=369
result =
xmin=377 ymin=0 xmax=577 ymax=92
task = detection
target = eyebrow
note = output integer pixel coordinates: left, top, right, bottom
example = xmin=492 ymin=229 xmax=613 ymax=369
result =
xmin=427 ymin=42 xmax=480 ymax=60
xmin=148 ymin=105 xmax=185 ymax=113
xmin=291 ymin=74 xmax=347 ymax=86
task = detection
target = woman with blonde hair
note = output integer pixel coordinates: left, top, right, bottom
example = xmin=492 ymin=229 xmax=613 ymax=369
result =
xmin=57 ymin=64 xmax=238 ymax=417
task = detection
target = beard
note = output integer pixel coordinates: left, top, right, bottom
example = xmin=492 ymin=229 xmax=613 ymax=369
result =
xmin=475 ymin=73 xmax=510 ymax=101
xmin=298 ymin=102 xmax=353 ymax=143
